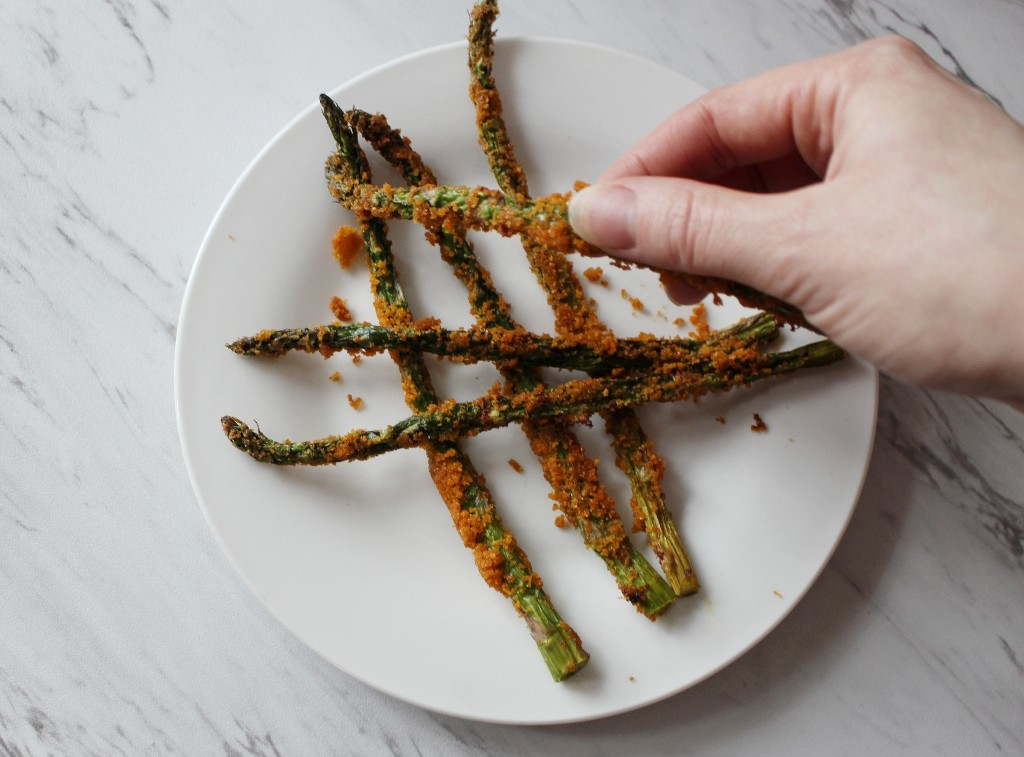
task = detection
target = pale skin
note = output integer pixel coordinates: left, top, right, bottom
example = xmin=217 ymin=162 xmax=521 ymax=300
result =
xmin=568 ymin=36 xmax=1024 ymax=410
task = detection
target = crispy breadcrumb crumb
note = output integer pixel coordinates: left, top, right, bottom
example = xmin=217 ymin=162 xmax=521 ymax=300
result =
xmin=329 ymin=296 xmax=353 ymax=323
xmin=332 ymin=225 xmax=364 ymax=268
xmin=688 ymin=304 xmax=711 ymax=340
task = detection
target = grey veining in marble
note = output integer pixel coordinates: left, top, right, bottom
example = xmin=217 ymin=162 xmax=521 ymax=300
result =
xmin=2 ymin=1 xmax=1022 ymax=754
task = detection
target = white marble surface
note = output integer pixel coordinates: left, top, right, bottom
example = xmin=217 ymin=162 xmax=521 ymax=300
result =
xmin=2 ymin=0 xmax=1023 ymax=753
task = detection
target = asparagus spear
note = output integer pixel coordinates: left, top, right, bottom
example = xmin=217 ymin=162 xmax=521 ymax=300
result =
xmin=343 ymin=103 xmax=678 ymax=618
xmin=222 ymin=337 xmax=847 ymax=465
xmin=323 ymin=173 xmax=814 ymax=333
xmin=468 ymin=0 xmax=530 ymax=201
xmin=319 ymin=97 xmax=589 ymax=680
xmin=466 ymin=0 xmax=701 ymax=596
xmin=323 ymin=174 xmax=578 ymax=250
xmin=227 ymin=312 xmax=780 ymax=371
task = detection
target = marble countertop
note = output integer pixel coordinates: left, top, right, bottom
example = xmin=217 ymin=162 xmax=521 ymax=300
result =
xmin=3 ymin=0 xmax=1023 ymax=753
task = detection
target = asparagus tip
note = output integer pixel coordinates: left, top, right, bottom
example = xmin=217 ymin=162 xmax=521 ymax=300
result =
xmin=220 ymin=416 xmax=268 ymax=461
xmin=320 ymin=94 xmax=352 ymax=151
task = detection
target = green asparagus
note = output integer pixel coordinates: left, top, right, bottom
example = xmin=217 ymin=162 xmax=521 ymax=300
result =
xmin=227 ymin=312 xmax=780 ymax=371
xmin=323 ymin=173 xmax=814 ymax=333
xmin=222 ymin=337 xmax=846 ymax=464
xmin=467 ymin=0 xmax=701 ymax=596
xmin=320 ymin=95 xmax=589 ymax=680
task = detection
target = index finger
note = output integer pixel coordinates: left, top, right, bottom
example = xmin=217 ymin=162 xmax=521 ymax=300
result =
xmin=598 ymin=45 xmax=857 ymax=184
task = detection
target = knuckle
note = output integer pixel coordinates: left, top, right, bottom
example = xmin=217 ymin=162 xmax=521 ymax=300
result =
xmin=848 ymin=35 xmax=929 ymax=77
xmin=692 ymin=100 xmax=740 ymax=175
xmin=869 ymin=34 xmax=924 ymax=58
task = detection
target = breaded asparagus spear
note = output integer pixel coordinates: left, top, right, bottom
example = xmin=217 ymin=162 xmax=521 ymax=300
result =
xmin=222 ymin=337 xmax=848 ymax=464
xmin=467 ymin=0 xmax=700 ymax=595
xmin=227 ymin=313 xmax=779 ymax=371
xmin=320 ymin=98 xmax=589 ymax=680
xmin=323 ymin=176 xmax=813 ymax=333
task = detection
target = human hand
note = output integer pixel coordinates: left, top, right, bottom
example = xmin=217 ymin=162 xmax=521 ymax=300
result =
xmin=568 ymin=36 xmax=1024 ymax=407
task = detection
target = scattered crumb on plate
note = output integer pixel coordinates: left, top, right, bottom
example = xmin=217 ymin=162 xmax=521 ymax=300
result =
xmin=332 ymin=225 xmax=364 ymax=269
xmin=330 ymin=295 xmax=353 ymax=323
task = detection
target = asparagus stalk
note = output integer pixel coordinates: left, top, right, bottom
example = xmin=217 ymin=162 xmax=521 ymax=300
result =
xmin=222 ymin=337 xmax=847 ymax=465
xmin=347 ymin=109 xmax=436 ymax=187
xmin=468 ymin=0 xmax=530 ymax=201
xmin=227 ymin=312 xmax=780 ymax=370
xmin=344 ymin=103 xmax=678 ymax=618
xmin=467 ymin=1 xmax=702 ymax=596
xmin=323 ymin=174 xmax=578 ymax=250
xmin=319 ymin=97 xmax=589 ymax=679
xmin=323 ymin=173 xmax=814 ymax=333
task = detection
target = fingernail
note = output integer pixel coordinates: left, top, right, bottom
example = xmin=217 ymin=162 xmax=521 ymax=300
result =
xmin=568 ymin=184 xmax=637 ymax=253
xmin=660 ymin=271 xmax=707 ymax=306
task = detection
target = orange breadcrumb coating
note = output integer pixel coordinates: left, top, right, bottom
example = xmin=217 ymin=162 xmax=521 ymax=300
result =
xmin=474 ymin=544 xmax=508 ymax=591
xmin=347 ymin=394 xmax=364 ymax=410
xmin=332 ymin=225 xmax=364 ymax=269
xmin=329 ymin=371 xmax=341 ymax=382
xmin=523 ymin=416 xmax=632 ymax=565
xmin=359 ymin=207 xmax=542 ymax=600
xmin=508 ymin=458 xmax=524 ymax=474
xmin=688 ymin=303 xmax=711 ymax=340
xmin=583 ymin=266 xmax=603 ymax=283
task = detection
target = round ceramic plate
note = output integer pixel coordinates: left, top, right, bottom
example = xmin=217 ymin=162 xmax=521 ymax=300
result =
xmin=175 ymin=38 xmax=878 ymax=724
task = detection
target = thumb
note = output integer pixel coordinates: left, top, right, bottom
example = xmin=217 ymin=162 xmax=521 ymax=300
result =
xmin=568 ymin=177 xmax=805 ymax=290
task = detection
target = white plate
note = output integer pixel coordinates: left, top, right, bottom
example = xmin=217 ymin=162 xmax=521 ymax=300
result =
xmin=175 ymin=38 xmax=878 ymax=724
